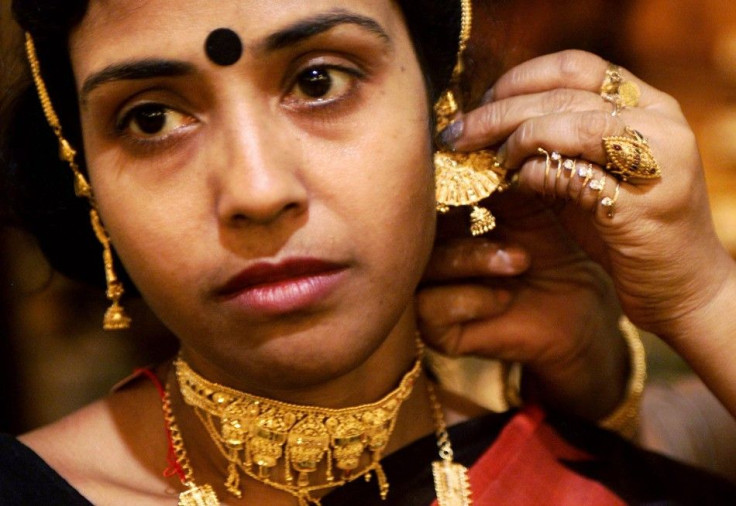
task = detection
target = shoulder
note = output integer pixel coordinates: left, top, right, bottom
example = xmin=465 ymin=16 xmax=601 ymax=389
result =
xmin=0 ymin=433 xmax=91 ymax=504
xmin=17 ymin=372 xmax=178 ymax=505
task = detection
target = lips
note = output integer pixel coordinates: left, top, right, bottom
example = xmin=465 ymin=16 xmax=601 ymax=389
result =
xmin=216 ymin=258 xmax=348 ymax=316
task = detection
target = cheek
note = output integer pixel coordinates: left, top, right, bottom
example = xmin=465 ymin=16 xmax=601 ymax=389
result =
xmin=86 ymin=157 xmax=211 ymax=303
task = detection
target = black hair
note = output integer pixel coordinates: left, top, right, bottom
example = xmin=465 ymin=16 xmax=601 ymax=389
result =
xmin=1 ymin=0 xmax=461 ymax=290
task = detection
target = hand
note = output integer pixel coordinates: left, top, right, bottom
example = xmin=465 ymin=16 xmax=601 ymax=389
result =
xmin=441 ymin=50 xmax=735 ymax=345
xmin=416 ymin=200 xmax=628 ymax=421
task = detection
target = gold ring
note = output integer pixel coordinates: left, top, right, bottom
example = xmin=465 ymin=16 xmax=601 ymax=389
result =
xmin=589 ymin=176 xmax=607 ymax=193
xmin=600 ymin=63 xmax=641 ymax=116
xmin=575 ymin=163 xmax=594 ymax=204
xmin=563 ymin=158 xmax=576 ymax=175
xmin=600 ymin=182 xmax=621 ymax=219
xmin=538 ymin=148 xmax=561 ymax=197
xmin=603 ymin=127 xmax=662 ymax=181
xmin=579 ymin=163 xmax=594 ymax=187
xmin=589 ymin=176 xmax=607 ymax=213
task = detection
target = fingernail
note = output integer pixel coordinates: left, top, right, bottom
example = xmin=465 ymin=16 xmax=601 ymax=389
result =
xmin=496 ymin=144 xmax=508 ymax=167
xmin=490 ymin=248 xmax=529 ymax=274
xmin=481 ymin=87 xmax=495 ymax=104
xmin=438 ymin=119 xmax=464 ymax=150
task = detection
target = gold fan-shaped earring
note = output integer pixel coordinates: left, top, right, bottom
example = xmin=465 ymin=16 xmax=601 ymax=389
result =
xmin=433 ymin=0 xmax=508 ymax=236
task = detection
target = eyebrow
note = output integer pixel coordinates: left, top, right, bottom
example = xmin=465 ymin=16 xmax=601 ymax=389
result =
xmin=79 ymin=10 xmax=390 ymax=102
xmin=259 ymin=9 xmax=391 ymax=52
xmin=80 ymin=59 xmax=195 ymax=103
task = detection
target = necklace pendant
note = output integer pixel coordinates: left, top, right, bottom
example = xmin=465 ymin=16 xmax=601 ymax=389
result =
xmin=178 ymin=483 xmax=220 ymax=506
xmin=432 ymin=460 xmax=472 ymax=506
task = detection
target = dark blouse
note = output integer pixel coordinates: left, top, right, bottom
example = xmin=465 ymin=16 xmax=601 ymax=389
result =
xmin=2 ymin=409 xmax=736 ymax=505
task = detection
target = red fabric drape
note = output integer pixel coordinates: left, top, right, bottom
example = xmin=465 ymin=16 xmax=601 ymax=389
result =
xmin=431 ymin=406 xmax=625 ymax=505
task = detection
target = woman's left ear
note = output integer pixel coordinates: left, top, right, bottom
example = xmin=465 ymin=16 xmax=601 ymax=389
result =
xmin=432 ymin=88 xmax=507 ymax=236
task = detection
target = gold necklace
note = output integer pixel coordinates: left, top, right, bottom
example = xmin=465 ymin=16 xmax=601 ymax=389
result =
xmin=174 ymin=355 xmax=422 ymax=505
xmin=428 ymin=382 xmax=473 ymax=506
xmin=162 ymin=388 xmax=221 ymax=506
xmin=165 ymin=364 xmax=472 ymax=505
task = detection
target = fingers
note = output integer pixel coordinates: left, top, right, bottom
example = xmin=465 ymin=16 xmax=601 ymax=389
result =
xmin=415 ymin=284 xmax=512 ymax=355
xmin=498 ymin=110 xmax=624 ymax=169
xmin=451 ymin=89 xmax=606 ymax=151
xmin=423 ymin=239 xmax=530 ymax=281
xmin=441 ymin=50 xmax=681 ymax=155
xmin=515 ymin=153 xmax=625 ymax=220
xmin=488 ymin=50 xmax=659 ymax=108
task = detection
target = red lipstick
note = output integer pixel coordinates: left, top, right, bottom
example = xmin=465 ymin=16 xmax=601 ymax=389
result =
xmin=216 ymin=258 xmax=347 ymax=316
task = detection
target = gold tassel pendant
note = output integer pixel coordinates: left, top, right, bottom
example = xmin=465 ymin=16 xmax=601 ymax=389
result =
xmin=432 ymin=460 xmax=472 ymax=506
xmin=178 ymin=483 xmax=220 ymax=506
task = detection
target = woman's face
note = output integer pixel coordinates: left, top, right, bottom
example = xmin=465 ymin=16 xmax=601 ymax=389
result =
xmin=69 ymin=0 xmax=435 ymax=387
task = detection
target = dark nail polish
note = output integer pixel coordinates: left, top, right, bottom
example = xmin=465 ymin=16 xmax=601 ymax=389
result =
xmin=481 ymin=87 xmax=495 ymax=104
xmin=439 ymin=119 xmax=464 ymax=150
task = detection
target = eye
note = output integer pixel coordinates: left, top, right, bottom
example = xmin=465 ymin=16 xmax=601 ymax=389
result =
xmin=287 ymin=65 xmax=360 ymax=105
xmin=116 ymin=103 xmax=196 ymax=140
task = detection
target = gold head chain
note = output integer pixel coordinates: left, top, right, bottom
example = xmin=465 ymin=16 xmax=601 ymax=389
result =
xmin=24 ymin=33 xmax=131 ymax=330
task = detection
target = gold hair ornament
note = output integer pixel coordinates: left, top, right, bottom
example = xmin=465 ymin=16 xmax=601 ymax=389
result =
xmin=24 ymin=33 xmax=131 ymax=330
xmin=433 ymin=0 xmax=508 ymax=236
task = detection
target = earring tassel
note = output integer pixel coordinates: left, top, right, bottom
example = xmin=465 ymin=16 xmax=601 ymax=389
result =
xmin=103 ymin=296 xmax=132 ymax=331
xmin=469 ymin=206 xmax=496 ymax=236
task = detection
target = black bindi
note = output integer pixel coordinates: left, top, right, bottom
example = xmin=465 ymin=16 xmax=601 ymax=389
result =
xmin=205 ymin=28 xmax=243 ymax=66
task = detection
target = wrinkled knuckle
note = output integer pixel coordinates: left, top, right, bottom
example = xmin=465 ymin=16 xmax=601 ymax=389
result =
xmin=545 ymin=88 xmax=577 ymax=113
xmin=658 ymin=90 xmax=682 ymax=113
xmin=577 ymin=112 xmax=610 ymax=153
xmin=476 ymin=103 xmax=505 ymax=135
xmin=556 ymin=50 xmax=591 ymax=81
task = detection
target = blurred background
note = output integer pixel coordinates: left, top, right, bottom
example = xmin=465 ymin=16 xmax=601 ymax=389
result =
xmin=2 ymin=0 xmax=736 ymax=477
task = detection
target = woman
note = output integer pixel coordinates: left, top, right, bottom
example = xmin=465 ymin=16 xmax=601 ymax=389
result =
xmin=1 ymin=0 xmax=735 ymax=505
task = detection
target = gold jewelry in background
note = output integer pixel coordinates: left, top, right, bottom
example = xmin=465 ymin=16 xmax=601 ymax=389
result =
xmin=598 ymin=316 xmax=647 ymax=439
xmin=433 ymin=0 xmax=508 ymax=236
xmin=603 ymin=127 xmax=662 ymax=181
xmin=24 ymin=33 xmax=131 ymax=330
xmin=175 ymin=355 xmax=423 ymax=505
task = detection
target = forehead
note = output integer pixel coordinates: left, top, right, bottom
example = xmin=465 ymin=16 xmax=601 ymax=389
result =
xmin=69 ymin=0 xmax=403 ymax=76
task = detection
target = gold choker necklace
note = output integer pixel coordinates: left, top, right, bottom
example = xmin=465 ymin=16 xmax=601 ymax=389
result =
xmin=174 ymin=355 xmax=423 ymax=505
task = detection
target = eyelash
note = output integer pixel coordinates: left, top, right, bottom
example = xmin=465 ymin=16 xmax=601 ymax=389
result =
xmin=112 ymin=63 xmax=366 ymax=149
xmin=283 ymin=63 xmax=365 ymax=110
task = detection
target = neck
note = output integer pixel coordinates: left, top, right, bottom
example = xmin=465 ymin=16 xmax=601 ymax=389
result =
xmin=167 ymin=317 xmax=436 ymax=503
xmin=179 ymin=310 xmax=422 ymax=408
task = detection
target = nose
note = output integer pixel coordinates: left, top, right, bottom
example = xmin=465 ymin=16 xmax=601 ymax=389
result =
xmin=213 ymin=108 xmax=307 ymax=227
